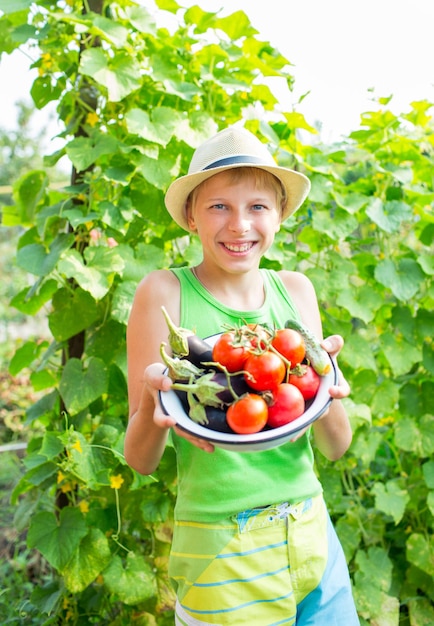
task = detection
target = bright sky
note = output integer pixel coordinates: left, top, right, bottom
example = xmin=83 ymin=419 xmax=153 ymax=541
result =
xmin=1 ymin=0 xmax=433 ymax=142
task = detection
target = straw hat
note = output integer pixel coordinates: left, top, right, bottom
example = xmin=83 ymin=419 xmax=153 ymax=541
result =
xmin=164 ymin=125 xmax=311 ymax=232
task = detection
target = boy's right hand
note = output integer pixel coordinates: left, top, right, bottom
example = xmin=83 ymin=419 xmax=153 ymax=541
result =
xmin=144 ymin=363 xmax=176 ymax=429
xmin=144 ymin=363 xmax=215 ymax=453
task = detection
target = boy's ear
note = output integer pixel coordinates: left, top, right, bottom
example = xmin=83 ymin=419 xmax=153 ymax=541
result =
xmin=186 ymin=207 xmax=197 ymax=231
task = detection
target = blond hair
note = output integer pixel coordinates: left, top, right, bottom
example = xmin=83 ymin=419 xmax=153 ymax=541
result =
xmin=187 ymin=167 xmax=286 ymax=215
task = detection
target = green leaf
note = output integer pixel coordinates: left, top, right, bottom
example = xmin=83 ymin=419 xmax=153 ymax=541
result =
xmin=333 ymin=191 xmax=368 ymax=214
xmin=406 ymin=533 xmax=434 ymax=578
xmin=111 ymin=281 xmax=137 ymax=325
xmin=422 ymin=460 xmax=434 ymax=489
xmin=427 ymin=492 xmax=434 ymax=517
xmin=27 ymin=508 xmax=88 ymax=572
xmin=59 ymin=357 xmax=108 ymax=415
xmin=30 ymin=369 xmax=56 ymax=391
xmin=58 ymin=247 xmax=124 ymax=300
xmin=336 ymin=285 xmax=383 ymax=323
xmin=0 ymin=0 xmax=32 ymax=13
xmin=283 ymin=111 xmax=317 ymax=134
xmin=21 ymin=460 xmax=58 ymax=487
xmin=366 ymin=198 xmax=413 ymax=233
xmin=354 ymin=547 xmax=398 ymax=621
xmin=335 ymin=514 xmax=362 ymax=563
xmin=91 ymin=15 xmax=128 ymax=47
xmin=10 ymin=279 xmax=58 ymax=315
xmin=48 ymin=288 xmax=100 ymax=342
xmin=9 ymin=340 xmax=45 ymax=375
xmin=407 ymin=597 xmax=434 ymax=626
xmin=125 ymin=106 xmax=183 ymax=146
xmin=103 ymin=552 xmax=157 ymax=605
xmin=16 ymin=233 xmax=75 ymax=276
xmin=29 ymin=581 xmax=62 ymax=617
xmin=417 ymin=252 xmax=434 ymax=275
xmin=12 ymin=170 xmax=49 ymax=225
xmin=371 ymin=379 xmax=400 ymax=417
xmin=64 ymin=431 xmax=118 ymax=487
xmin=65 ymin=133 xmax=120 ymax=172
xmin=31 ymin=75 xmax=63 ymax=109
xmin=374 ymin=258 xmax=425 ymax=301
xmin=394 ymin=415 xmax=434 ymax=457
xmin=25 ymin=390 xmax=59 ymax=425
xmin=79 ymin=48 xmax=142 ymax=101
xmin=39 ymin=431 xmax=65 ymax=459
xmin=380 ymin=331 xmax=422 ymax=377
xmin=372 ymin=480 xmax=410 ymax=524
xmin=136 ymin=151 xmax=180 ymax=190
xmin=63 ymin=528 xmax=111 ymax=593
xmin=341 ymin=334 xmax=377 ymax=372
xmin=125 ymin=4 xmax=157 ymax=34
xmin=214 ymin=11 xmax=256 ymax=40
xmin=312 ymin=207 xmax=358 ymax=239
xmin=350 ymin=430 xmax=383 ymax=467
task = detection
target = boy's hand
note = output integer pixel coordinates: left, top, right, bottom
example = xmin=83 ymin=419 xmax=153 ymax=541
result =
xmin=290 ymin=334 xmax=349 ymax=443
xmin=321 ymin=335 xmax=351 ymax=400
xmin=144 ymin=363 xmax=215 ymax=453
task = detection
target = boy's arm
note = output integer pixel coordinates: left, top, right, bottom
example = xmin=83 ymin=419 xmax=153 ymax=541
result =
xmin=125 ymin=270 xmax=215 ymax=475
xmin=311 ymin=335 xmax=353 ymax=460
xmin=278 ymin=270 xmax=353 ymax=461
xmin=124 ymin=270 xmax=180 ymax=474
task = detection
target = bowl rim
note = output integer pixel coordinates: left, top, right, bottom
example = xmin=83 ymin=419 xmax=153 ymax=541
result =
xmin=159 ymin=332 xmax=338 ymax=446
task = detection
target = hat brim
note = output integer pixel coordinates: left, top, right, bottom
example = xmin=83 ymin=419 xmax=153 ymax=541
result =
xmin=165 ymin=163 xmax=311 ymax=232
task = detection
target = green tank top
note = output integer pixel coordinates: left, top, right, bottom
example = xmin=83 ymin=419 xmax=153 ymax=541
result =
xmin=170 ymin=267 xmax=322 ymax=522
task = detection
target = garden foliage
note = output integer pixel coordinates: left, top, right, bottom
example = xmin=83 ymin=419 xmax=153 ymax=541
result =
xmin=0 ymin=0 xmax=432 ymax=624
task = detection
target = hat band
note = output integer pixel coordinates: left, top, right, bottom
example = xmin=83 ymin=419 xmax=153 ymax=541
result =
xmin=202 ymin=155 xmax=267 ymax=171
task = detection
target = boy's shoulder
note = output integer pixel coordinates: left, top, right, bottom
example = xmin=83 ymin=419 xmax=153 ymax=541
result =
xmin=135 ymin=268 xmax=180 ymax=300
xmin=277 ymin=269 xmax=314 ymax=291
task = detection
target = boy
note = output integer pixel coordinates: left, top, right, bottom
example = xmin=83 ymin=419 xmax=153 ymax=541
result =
xmin=125 ymin=126 xmax=359 ymax=624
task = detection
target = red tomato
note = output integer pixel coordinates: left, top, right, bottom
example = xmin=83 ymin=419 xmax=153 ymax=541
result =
xmin=212 ymin=332 xmax=248 ymax=372
xmin=243 ymin=351 xmax=286 ymax=392
xmin=244 ymin=323 xmax=271 ymax=350
xmin=271 ymin=328 xmax=306 ymax=367
xmin=267 ymin=383 xmax=305 ymax=428
xmin=226 ymin=393 xmax=268 ymax=434
xmin=288 ymin=366 xmax=321 ymax=400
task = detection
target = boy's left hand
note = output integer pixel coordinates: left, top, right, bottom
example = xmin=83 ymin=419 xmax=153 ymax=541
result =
xmin=321 ymin=335 xmax=350 ymax=400
xmin=290 ymin=334 xmax=349 ymax=442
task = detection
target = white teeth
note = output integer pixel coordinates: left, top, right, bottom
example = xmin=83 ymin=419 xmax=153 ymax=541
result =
xmin=224 ymin=243 xmax=253 ymax=252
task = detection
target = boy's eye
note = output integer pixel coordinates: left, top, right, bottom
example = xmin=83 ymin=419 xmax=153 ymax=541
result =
xmin=252 ymin=204 xmax=266 ymax=211
xmin=211 ymin=203 xmax=226 ymax=210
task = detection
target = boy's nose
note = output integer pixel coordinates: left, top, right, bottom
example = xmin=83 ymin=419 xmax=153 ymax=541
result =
xmin=228 ymin=210 xmax=251 ymax=233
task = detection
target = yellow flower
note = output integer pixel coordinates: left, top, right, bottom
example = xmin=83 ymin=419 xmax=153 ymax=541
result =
xmin=57 ymin=471 xmax=66 ymax=484
xmin=71 ymin=439 xmax=82 ymax=453
xmin=110 ymin=474 xmax=124 ymax=490
xmin=61 ymin=482 xmax=73 ymax=493
xmin=86 ymin=111 xmax=99 ymax=127
xmin=41 ymin=52 xmax=53 ymax=67
xmin=79 ymin=500 xmax=89 ymax=514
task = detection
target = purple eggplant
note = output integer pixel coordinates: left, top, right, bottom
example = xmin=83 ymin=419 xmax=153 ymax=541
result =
xmin=172 ymin=369 xmax=249 ymax=409
xmin=202 ymin=406 xmax=235 ymax=433
xmin=211 ymin=371 xmax=250 ymax=404
xmin=162 ymin=306 xmax=214 ymax=368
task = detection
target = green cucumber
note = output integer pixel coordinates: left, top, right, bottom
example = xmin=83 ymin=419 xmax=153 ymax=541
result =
xmin=284 ymin=318 xmax=331 ymax=376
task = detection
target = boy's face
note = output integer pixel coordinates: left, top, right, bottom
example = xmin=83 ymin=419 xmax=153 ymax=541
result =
xmin=187 ymin=170 xmax=281 ymax=273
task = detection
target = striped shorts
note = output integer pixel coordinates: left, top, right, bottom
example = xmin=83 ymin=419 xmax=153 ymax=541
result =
xmin=169 ymin=494 xmax=359 ymax=625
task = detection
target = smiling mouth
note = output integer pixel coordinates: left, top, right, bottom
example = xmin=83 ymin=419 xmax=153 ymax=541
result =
xmin=223 ymin=242 xmax=254 ymax=253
